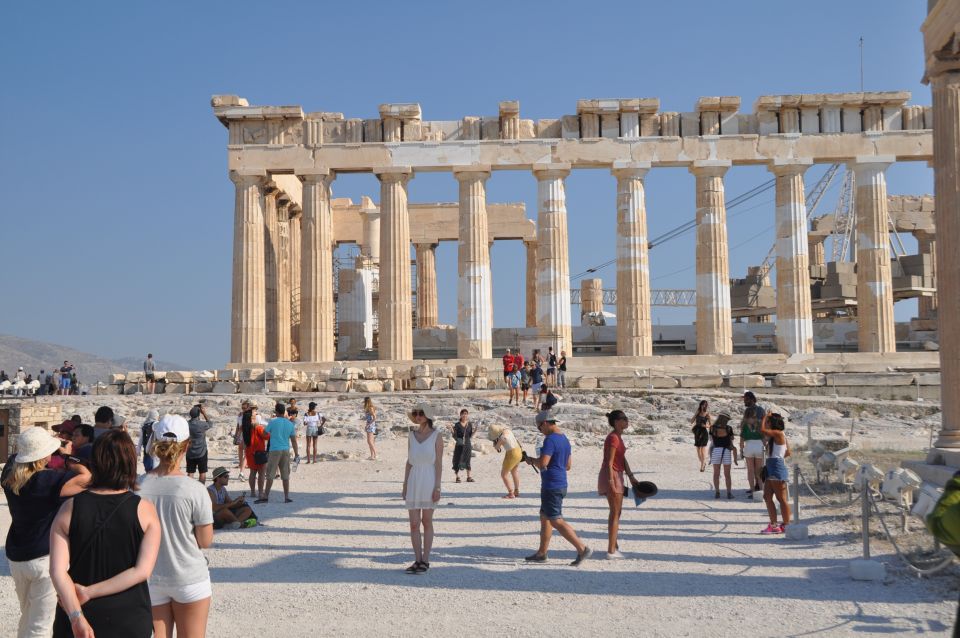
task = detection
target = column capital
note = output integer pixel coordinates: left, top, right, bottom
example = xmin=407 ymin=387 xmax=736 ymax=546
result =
xmin=768 ymin=158 xmax=813 ymax=176
xmin=229 ymin=170 xmax=267 ymax=186
xmin=453 ymin=165 xmax=492 ymax=181
xmin=297 ymin=168 xmax=334 ymax=185
xmin=688 ymin=160 xmax=731 ymax=177
xmin=414 ymin=241 xmax=438 ymax=249
xmin=533 ymin=162 xmax=571 ymax=180
xmin=611 ymin=160 xmax=651 ymax=179
xmin=373 ymin=166 xmax=414 ymax=183
xmin=847 ymin=155 xmax=896 ymax=172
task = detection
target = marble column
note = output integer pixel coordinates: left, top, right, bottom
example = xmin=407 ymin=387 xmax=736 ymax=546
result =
xmin=263 ymin=188 xmax=279 ymax=361
xmin=454 ymin=167 xmax=493 ymax=359
xmin=375 ymin=167 xmax=414 ymax=360
xmin=690 ymin=161 xmax=733 ymax=355
xmin=923 ymin=6 xmax=960 ymax=447
xmin=415 ymin=243 xmax=439 ymax=328
xmin=299 ymin=171 xmax=335 ymax=362
xmin=230 ymin=172 xmax=267 ymax=363
xmin=850 ymin=157 xmax=896 ymax=353
xmin=533 ymin=164 xmax=573 ymax=354
xmin=288 ymin=205 xmax=302 ymax=361
xmin=580 ymin=278 xmax=603 ymax=317
xmin=771 ymin=160 xmax=815 ymax=354
xmin=612 ymin=162 xmax=652 ymax=356
xmin=808 ymin=236 xmax=826 ymax=268
xmin=360 ymin=200 xmax=381 ymax=261
xmin=525 ymin=240 xmax=538 ymax=328
xmin=916 ymin=230 xmax=938 ymax=320
xmin=274 ymin=199 xmax=292 ymax=362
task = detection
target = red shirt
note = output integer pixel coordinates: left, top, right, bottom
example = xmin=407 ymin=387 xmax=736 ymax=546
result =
xmin=502 ymin=354 xmax=515 ymax=373
xmin=603 ymin=432 xmax=626 ymax=473
xmin=514 ymin=354 xmax=525 ymax=369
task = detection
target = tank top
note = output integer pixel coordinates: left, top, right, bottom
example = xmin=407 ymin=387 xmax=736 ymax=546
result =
xmin=769 ymin=440 xmax=787 ymax=459
xmin=52 ymin=491 xmax=152 ymax=638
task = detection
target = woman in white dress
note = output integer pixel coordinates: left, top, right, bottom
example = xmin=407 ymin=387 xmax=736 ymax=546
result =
xmin=401 ymin=403 xmax=443 ymax=574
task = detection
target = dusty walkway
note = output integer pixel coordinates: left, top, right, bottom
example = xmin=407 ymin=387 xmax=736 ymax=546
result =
xmin=0 ymin=394 xmax=955 ymax=636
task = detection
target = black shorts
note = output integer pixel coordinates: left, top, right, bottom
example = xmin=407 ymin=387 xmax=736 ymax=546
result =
xmin=521 ymin=382 xmax=530 ymax=391
xmin=145 ymin=372 xmax=155 ymax=381
xmin=186 ymin=454 xmax=208 ymax=474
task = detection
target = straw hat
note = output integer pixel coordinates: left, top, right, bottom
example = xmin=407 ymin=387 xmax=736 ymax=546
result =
xmin=486 ymin=424 xmax=505 ymax=441
xmin=16 ymin=427 xmax=63 ymax=463
xmin=409 ymin=403 xmax=436 ymax=422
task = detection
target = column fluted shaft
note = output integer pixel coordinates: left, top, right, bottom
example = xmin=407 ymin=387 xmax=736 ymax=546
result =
xmin=850 ymin=158 xmax=896 ymax=353
xmin=288 ymin=210 xmax=301 ymax=360
xmin=376 ymin=168 xmax=414 ymax=360
xmin=263 ymin=191 xmax=279 ymax=361
xmin=690 ymin=163 xmax=733 ymax=355
xmin=771 ymin=161 xmax=814 ymax=354
xmin=275 ymin=203 xmax=292 ymax=362
xmin=455 ymin=169 xmax=493 ymax=359
xmin=299 ymin=173 xmax=335 ymax=361
xmin=533 ymin=167 xmax=573 ymax=354
xmin=415 ymin=243 xmax=439 ymax=328
xmin=917 ymin=231 xmax=938 ymax=320
xmin=525 ymin=241 xmax=538 ymax=328
xmin=930 ymin=68 xmax=960 ymax=448
xmin=613 ymin=164 xmax=652 ymax=356
xmin=230 ymin=173 xmax=266 ymax=363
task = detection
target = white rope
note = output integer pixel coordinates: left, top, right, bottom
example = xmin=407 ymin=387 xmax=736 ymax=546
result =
xmin=796 ymin=468 xmax=863 ymax=508
xmin=868 ymin=496 xmax=957 ymax=577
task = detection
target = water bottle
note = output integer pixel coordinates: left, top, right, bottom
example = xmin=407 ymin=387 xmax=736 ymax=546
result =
xmin=292 ymin=454 xmax=301 ymax=472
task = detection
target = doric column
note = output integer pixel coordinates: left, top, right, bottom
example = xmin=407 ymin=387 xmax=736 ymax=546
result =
xmin=230 ymin=171 xmax=267 ymax=363
xmin=525 ymin=241 xmax=538 ymax=328
xmin=612 ymin=161 xmax=652 ymax=356
xmin=690 ymin=161 xmax=733 ymax=355
xmin=275 ymin=199 xmax=292 ymax=362
xmin=454 ymin=167 xmax=493 ymax=359
xmin=374 ymin=167 xmax=414 ymax=360
xmin=533 ymin=164 xmax=573 ymax=354
xmin=337 ymin=257 xmax=375 ymax=356
xmin=808 ymin=236 xmax=826 ymax=268
xmin=288 ymin=204 xmax=302 ymax=361
xmin=415 ymin=243 xmax=439 ymax=328
xmin=299 ymin=171 xmax=335 ymax=362
xmin=770 ymin=160 xmax=815 ymax=355
xmin=580 ymin=278 xmax=603 ymax=317
xmin=849 ymin=157 xmax=896 ymax=353
xmin=923 ymin=3 xmax=960 ymax=447
xmin=360 ymin=199 xmax=381 ymax=262
xmin=916 ymin=230 xmax=938 ymax=320
xmin=263 ymin=188 xmax=279 ymax=361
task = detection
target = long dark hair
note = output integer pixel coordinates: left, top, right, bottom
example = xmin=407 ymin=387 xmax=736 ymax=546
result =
xmin=694 ymin=400 xmax=708 ymax=418
xmin=88 ymin=430 xmax=138 ymax=491
xmin=242 ymin=409 xmax=254 ymax=447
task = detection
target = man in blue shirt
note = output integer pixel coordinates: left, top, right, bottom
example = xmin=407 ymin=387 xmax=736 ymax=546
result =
xmin=260 ymin=403 xmax=300 ymax=504
xmin=523 ymin=409 xmax=592 ymax=566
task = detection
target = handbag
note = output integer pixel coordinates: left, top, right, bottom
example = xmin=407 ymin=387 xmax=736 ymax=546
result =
xmin=253 ymin=437 xmax=268 ymax=465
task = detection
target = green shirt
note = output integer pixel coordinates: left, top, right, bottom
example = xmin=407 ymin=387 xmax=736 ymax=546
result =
xmin=740 ymin=422 xmax=763 ymax=441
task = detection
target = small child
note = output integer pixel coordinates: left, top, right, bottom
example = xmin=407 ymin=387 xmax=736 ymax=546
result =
xmin=508 ymin=365 xmax=521 ymax=405
xmin=520 ymin=362 xmax=532 ymax=405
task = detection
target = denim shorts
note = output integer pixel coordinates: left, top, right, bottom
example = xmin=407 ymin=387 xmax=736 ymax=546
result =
xmin=765 ymin=457 xmax=789 ymax=482
xmin=540 ymin=488 xmax=567 ymax=520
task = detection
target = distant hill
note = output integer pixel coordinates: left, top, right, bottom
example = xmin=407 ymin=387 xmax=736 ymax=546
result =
xmin=0 ymin=335 xmax=188 ymax=384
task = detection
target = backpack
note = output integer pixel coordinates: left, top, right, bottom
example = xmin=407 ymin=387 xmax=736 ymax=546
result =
xmin=927 ymin=471 xmax=960 ymax=557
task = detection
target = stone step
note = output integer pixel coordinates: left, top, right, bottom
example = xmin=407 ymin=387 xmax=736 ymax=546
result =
xmin=902 ymin=460 xmax=958 ymax=487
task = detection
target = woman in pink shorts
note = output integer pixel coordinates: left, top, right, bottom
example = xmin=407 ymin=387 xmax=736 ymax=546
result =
xmin=598 ymin=410 xmax=641 ymax=560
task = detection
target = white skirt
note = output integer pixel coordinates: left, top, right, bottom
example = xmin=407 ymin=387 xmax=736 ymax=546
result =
xmin=711 ymin=446 xmax=733 ymax=465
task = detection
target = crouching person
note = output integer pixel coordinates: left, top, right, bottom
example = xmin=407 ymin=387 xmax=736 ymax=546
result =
xmin=207 ymin=467 xmax=257 ymax=530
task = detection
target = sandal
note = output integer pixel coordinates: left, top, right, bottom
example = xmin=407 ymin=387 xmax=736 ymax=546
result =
xmin=502 ymin=493 xmax=515 ymax=499
xmin=466 ymin=477 xmax=475 ymax=482
xmin=405 ymin=561 xmax=421 ymax=574
xmin=714 ymin=491 xmax=720 ymax=499
xmin=455 ymin=477 xmax=461 ymax=483
xmin=415 ymin=562 xmax=429 ymax=573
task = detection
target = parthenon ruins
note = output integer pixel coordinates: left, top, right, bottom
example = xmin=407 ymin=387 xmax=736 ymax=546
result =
xmin=213 ymin=91 xmax=934 ymax=366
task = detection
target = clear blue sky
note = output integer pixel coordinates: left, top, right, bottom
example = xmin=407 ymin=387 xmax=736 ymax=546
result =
xmin=1 ymin=1 xmax=933 ymax=369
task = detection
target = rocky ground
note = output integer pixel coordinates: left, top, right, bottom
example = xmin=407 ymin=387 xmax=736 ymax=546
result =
xmin=0 ymin=389 xmax=955 ymax=636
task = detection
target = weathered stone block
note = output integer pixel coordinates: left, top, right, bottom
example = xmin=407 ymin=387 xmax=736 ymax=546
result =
xmin=194 ymin=370 xmax=215 ymax=381
xmin=651 ymin=376 xmax=680 ymax=388
xmin=412 ymin=364 xmax=431 ymax=378
xmin=315 ymin=381 xmax=327 ymax=392
xmin=455 ymin=364 xmax=471 ymax=377
xmin=293 ymin=379 xmax=315 ymax=392
xmin=355 ymin=380 xmax=383 ymax=393
xmin=212 ymin=381 xmax=238 ymax=394
xmin=774 ymin=373 xmax=826 ymax=387
xmin=474 ymin=377 xmax=489 ymax=389
xmin=314 ymin=370 xmax=330 ymax=382
xmin=914 ymin=372 xmax=941 ymax=386
xmin=326 ymin=380 xmax=351 ymax=392
xmin=725 ymin=374 xmax=765 ymax=388
xmin=828 ymin=373 xmax=912 ymax=387
xmin=433 ymin=366 xmax=452 ymax=378
xmin=474 ymin=366 xmax=489 ymax=377
xmin=237 ymin=368 xmax=264 ymax=381
xmin=413 ymin=377 xmax=433 ymax=390
xmin=376 ymin=366 xmax=393 ymax=380
xmin=598 ymin=377 xmax=638 ymax=389
xmin=432 ymin=377 xmax=450 ymax=390
xmin=849 ymin=559 xmax=885 ymax=581
xmin=266 ymin=381 xmax=294 ymax=393
xmin=123 ymin=383 xmax=141 ymax=395
xmin=193 ymin=381 xmax=214 ymax=393
xmin=166 ymin=371 xmax=193 ymax=382
xmin=125 ymin=371 xmax=144 ymax=383
xmin=382 ymin=380 xmax=395 ymax=392
xmin=152 ymin=371 xmax=166 ymax=381
xmin=217 ymin=369 xmax=238 ymax=381
xmin=574 ymin=376 xmax=598 ymax=389
xmin=679 ymin=375 xmax=724 ymax=388
xmin=110 ymin=373 xmax=126 ymax=384
xmin=452 ymin=377 xmax=472 ymax=390
xmin=163 ymin=382 xmax=189 ymax=394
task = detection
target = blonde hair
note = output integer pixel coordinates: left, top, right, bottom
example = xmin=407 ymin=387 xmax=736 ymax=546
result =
xmin=2 ymin=458 xmax=49 ymax=495
xmin=150 ymin=439 xmax=190 ymax=474
xmin=363 ymin=397 xmax=376 ymax=417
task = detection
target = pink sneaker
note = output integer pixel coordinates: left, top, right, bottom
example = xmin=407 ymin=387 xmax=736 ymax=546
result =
xmin=761 ymin=524 xmax=783 ymax=535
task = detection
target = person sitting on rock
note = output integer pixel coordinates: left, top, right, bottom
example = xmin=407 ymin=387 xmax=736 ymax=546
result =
xmin=207 ymin=467 xmax=256 ymax=529
xmin=539 ymin=385 xmax=559 ymax=412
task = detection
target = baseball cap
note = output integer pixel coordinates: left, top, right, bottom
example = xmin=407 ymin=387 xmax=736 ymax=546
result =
xmin=211 ymin=467 xmax=230 ymax=480
xmin=152 ymin=414 xmax=190 ymax=443
xmin=535 ymin=409 xmax=560 ymax=426
xmin=53 ymin=419 xmax=79 ymax=436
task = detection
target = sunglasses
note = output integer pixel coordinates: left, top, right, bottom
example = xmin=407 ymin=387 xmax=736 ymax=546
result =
xmin=411 ymin=410 xmax=425 ymax=417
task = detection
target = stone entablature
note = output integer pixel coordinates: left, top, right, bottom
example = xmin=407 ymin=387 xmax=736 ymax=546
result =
xmin=212 ymin=92 xmax=931 ymax=160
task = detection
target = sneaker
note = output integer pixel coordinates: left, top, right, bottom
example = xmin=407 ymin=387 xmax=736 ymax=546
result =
xmin=606 ymin=550 xmax=625 ymax=560
xmin=225 ymin=521 xmax=242 ymax=530
xmin=238 ymin=473 xmax=246 ymax=480
xmin=747 ymin=491 xmax=754 ymax=499
xmin=524 ymin=553 xmax=547 ymax=563
xmin=570 ymin=547 xmax=593 ymax=567
xmin=760 ymin=524 xmax=784 ymax=535
xmin=241 ymin=518 xmax=258 ymax=528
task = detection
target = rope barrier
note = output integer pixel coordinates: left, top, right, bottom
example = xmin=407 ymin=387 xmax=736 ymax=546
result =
xmin=867 ymin=497 xmax=957 ymax=577
xmin=795 ymin=467 xmax=863 ymax=508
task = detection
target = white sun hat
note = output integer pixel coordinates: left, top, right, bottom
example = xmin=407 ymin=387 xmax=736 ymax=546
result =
xmin=16 ymin=426 xmax=63 ymax=463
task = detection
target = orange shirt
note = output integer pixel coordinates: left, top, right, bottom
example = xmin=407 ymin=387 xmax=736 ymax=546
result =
xmin=603 ymin=432 xmax=626 ymax=473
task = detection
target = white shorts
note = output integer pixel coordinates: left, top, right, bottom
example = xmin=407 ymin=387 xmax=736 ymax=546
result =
xmin=149 ymin=578 xmax=212 ymax=605
xmin=711 ymin=446 xmax=734 ymax=465
xmin=744 ymin=440 xmax=765 ymax=459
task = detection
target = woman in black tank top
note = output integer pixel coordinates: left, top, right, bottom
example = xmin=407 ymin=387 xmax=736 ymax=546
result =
xmin=50 ymin=430 xmax=160 ymax=638
xmin=690 ymin=400 xmax=711 ymax=472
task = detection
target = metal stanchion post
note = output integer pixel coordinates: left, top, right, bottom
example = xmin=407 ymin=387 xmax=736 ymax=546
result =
xmin=793 ymin=465 xmax=801 ymax=521
xmin=862 ymin=488 xmax=871 ymax=559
